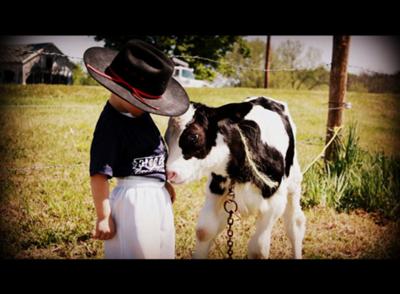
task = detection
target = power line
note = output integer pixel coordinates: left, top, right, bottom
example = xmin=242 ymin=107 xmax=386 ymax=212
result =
xmin=8 ymin=48 xmax=389 ymax=75
xmin=173 ymin=54 xmax=331 ymax=72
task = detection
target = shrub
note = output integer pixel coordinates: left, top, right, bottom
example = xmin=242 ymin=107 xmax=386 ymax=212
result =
xmin=302 ymin=123 xmax=400 ymax=219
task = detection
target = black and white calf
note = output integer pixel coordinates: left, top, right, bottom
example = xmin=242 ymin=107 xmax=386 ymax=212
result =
xmin=165 ymin=96 xmax=306 ymax=259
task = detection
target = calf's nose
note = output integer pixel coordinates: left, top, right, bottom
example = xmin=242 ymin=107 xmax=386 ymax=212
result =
xmin=167 ymin=171 xmax=177 ymax=181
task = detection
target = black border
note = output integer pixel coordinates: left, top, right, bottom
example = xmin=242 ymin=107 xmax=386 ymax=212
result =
xmin=1 ymin=259 xmax=399 ymax=289
xmin=1 ymin=2 xmax=399 ymax=35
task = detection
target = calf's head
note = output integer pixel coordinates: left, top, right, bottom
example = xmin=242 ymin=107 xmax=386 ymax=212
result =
xmin=165 ymin=101 xmax=252 ymax=184
xmin=165 ymin=103 xmax=217 ymax=184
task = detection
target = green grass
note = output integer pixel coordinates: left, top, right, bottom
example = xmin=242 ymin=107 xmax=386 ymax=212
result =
xmin=0 ymin=84 xmax=399 ymax=259
xmin=302 ymin=123 xmax=400 ymax=219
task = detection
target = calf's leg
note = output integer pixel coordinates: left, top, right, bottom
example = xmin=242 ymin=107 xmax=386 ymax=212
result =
xmin=283 ymin=163 xmax=306 ymax=259
xmin=248 ymin=188 xmax=287 ymax=259
xmin=193 ymin=193 xmax=228 ymax=259
xmin=283 ymin=181 xmax=306 ymax=259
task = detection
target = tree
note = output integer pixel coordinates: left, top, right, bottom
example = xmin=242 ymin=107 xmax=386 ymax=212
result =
xmin=72 ymin=62 xmax=98 ymax=85
xmin=349 ymin=71 xmax=400 ymax=93
xmin=272 ymin=40 xmax=304 ymax=89
xmin=297 ymin=66 xmax=330 ymax=90
xmin=94 ymin=35 xmax=249 ymax=81
xmin=271 ymin=41 xmax=328 ymax=90
xmin=293 ymin=48 xmax=328 ymax=90
xmin=303 ymin=47 xmax=323 ymax=69
xmin=208 ymin=38 xmax=330 ymax=89
xmin=219 ymin=39 xmax=266 ymax=88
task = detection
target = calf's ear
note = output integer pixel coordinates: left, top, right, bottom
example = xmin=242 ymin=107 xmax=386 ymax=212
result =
xmin=215 ymin=102 xmax=252 ymax=123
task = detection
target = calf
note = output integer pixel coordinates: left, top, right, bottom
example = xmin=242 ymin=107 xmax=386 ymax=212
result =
xmin=165 ymin=96 xmax=306 ymax=259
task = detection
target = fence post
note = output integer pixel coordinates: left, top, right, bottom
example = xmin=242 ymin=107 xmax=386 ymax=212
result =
xmin=264 ymin=35 xmax=271 ymax=88
xmin=325 ymin=35 xmax=351 ymax=162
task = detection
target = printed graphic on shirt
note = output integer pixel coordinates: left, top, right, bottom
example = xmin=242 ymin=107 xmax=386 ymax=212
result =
xmin=132 ymin=154 xmax=165 ymax=175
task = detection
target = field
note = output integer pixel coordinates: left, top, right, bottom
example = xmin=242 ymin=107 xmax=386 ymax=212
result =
xmin=0 ymin=85 xmax=399 ymax=259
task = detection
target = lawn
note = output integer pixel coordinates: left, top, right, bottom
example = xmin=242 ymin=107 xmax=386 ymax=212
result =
xmin=0 ymin=85 xmax=399 ymax=259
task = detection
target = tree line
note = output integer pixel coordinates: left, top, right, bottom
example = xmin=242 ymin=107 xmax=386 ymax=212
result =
xmin=219 ymin=39 xmax=400 ymax=93
xmin=74 ymin=36 xmax=399 ymax=93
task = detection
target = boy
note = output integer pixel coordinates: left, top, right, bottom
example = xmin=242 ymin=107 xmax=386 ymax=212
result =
xmin=84 ymin=39 xmax=190 ymax=258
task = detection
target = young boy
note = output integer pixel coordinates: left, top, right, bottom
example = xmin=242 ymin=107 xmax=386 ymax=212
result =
xmin=84 ymin=39 xmax=190 ymax=259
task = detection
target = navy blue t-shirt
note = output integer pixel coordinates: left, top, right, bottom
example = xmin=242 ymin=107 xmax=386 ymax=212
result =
xmin=90 ymin=101 xmax=167 ymax=181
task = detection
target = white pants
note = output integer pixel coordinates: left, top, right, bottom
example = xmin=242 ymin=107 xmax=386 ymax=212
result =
xmin=105 ymin=176 xmax=175 ymax=259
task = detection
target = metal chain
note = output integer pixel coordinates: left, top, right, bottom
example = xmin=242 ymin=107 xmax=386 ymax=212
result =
xmin=223 ymin=182 xmax=238 ymax=259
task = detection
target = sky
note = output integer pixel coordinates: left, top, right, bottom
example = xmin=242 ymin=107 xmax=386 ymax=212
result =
xmin=2 ymin=35 xmax=400 ymax=74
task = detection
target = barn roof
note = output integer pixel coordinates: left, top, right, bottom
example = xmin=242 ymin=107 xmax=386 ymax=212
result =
xmin=0 ymin=43 xmax=75 ymax=68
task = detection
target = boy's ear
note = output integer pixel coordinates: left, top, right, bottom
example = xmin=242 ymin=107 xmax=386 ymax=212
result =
xmin=215 ymin=102 xmax=252 ymax=123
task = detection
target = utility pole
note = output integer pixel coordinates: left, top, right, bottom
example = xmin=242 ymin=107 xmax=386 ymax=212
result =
xmin=325 ymin=35 xmax=351 ymax=161
xmin=264 ymin=35 xmax=271 ymax=88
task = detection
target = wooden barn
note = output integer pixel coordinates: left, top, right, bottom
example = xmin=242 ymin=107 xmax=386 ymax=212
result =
xmin=0 ymin=43 xmax=75 ymax=85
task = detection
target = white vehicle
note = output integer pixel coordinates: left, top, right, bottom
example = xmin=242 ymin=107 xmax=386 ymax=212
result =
xmin=173 ymin=66 xmax=210 ymax=88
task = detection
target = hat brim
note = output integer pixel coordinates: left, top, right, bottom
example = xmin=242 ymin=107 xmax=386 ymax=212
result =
xmin=84 ymin=47 xmax=190 ymax=117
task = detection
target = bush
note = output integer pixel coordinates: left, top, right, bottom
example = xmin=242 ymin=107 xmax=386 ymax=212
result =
xmin=302 ymin=123 xmax=400 ymax=219
xmin=72 ymin=63 xmax=98 ymax=86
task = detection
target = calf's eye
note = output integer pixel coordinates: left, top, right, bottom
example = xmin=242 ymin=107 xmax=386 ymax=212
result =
xmin=189 ymin=133 xmax=199 ymax=143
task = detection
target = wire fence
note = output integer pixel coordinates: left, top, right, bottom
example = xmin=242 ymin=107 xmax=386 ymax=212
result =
xmin=8 ymin=49 xmax=386 ymax=75
xmin=174 ymin=54 xmax=382 ymax=75
xmin=9 ymin=47 xmax=84 ymax=62
xmin=0 ymin=45 xmax=367 ymax=174
xmin=2 ymin=47 xmax=362 ymax=113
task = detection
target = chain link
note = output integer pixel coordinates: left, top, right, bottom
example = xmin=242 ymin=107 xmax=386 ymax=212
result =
xmin=224 ymin=182 xmax=238 ymax=259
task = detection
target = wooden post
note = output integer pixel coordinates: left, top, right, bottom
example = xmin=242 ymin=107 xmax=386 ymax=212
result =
xmin=325 ymin=36 xmax=351 ymax=161
xmin=264 ymin=35 xmax=271 ymax=88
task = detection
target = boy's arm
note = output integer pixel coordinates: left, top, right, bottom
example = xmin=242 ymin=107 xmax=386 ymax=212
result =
xmin=90 ymin=173 xmax=116 ymax=240
xmin=165 ymin=181 xmax=176 ymax=204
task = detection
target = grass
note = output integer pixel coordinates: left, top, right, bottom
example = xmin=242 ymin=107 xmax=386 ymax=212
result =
xmin=302 ymin=123 xmax=400 ymax=220
xmin=0 ymin=84 xmax=399 ymax=259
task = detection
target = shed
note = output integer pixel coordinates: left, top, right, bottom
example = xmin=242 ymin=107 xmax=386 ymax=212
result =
xmin=0 ymin=43 xmax=75 ymax=85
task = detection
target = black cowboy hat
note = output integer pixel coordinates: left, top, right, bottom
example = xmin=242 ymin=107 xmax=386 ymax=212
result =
xmin=83 ymin=39 xmax=190 ymax=116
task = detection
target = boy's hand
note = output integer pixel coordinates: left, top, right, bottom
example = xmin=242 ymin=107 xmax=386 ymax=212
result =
xmin=165 ymin=181 xmax=176 ymax=204
xmin=92 ymin=216 xmax=116 ymax=240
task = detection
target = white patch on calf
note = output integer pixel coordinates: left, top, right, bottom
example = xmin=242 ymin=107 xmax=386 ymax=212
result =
xmin=244 ymin=105 xmax=289 ymax=156
xmin=200 ymin=133 xmax=230 ymax=177
xmin=231 ymin=179 xmax=288 ymax=217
